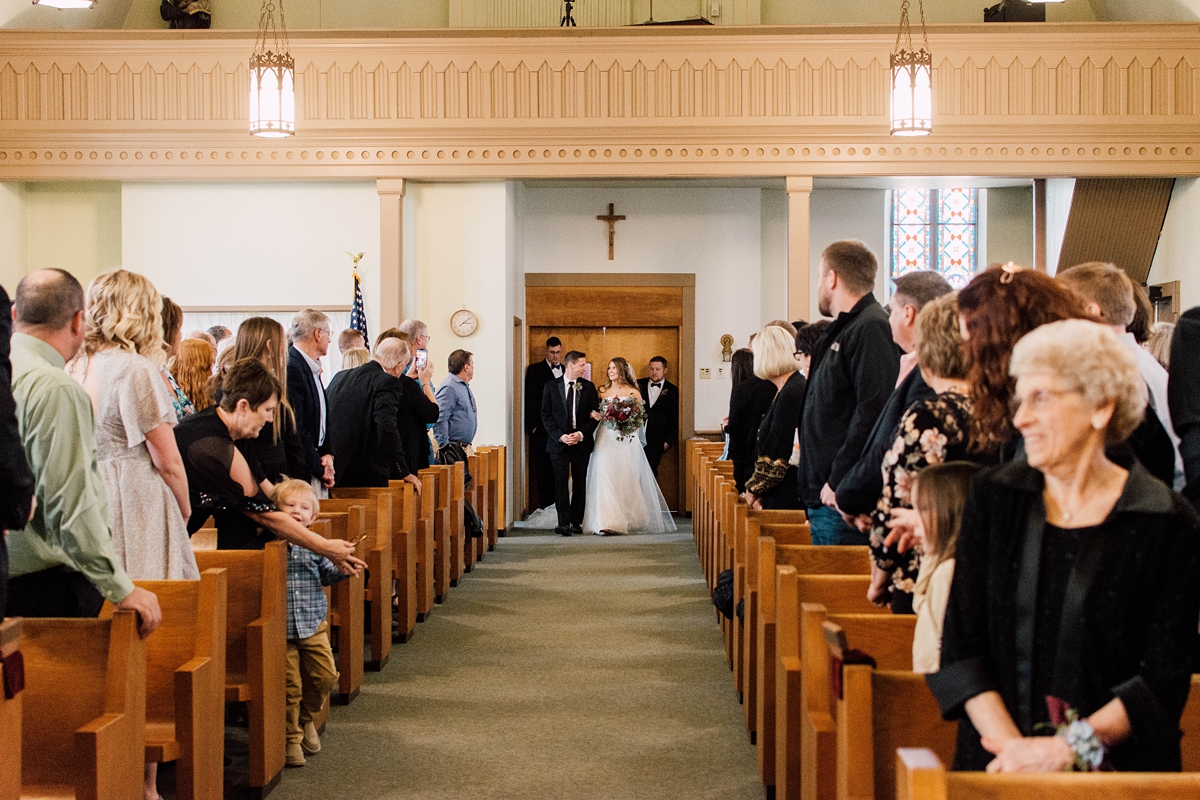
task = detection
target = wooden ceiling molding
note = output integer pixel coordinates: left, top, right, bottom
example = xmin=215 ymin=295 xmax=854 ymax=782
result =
xmin=1 ymin=23 xmax=1199 ymax=180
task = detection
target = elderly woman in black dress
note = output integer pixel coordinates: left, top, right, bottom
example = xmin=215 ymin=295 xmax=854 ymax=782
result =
xmin=928 ymin=319 xmax=1200 ymax=773
xmin=743 ymin=326 xmax=806 ymax=510
xmin=726 ymin=347 xmax=777 ymax=494
xmin=175 ymin=357 xmax=364 ymax=574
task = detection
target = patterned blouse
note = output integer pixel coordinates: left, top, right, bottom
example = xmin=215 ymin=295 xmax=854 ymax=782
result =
xmin=868 ymin=390 xmax=972 ymax=598
xmin=161 ymin=367 xmax=196 ymax=419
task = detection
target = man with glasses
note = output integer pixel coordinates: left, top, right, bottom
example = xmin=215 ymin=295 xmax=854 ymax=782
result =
xmin=288 ymin=309 xmax=336 ymax=494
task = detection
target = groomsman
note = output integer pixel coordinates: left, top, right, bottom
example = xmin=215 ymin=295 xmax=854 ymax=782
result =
xmin=525 ymin=336 xmax=564 ymax=509
xmin=637 ymin=356 xmax=678 ymax=477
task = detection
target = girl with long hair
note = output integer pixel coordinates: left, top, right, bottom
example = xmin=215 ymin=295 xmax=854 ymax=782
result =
xmin=170 ymin=338 xmax=216 ymax=411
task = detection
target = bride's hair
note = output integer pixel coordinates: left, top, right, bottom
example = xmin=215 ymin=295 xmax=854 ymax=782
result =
xmin=601 ymin=357 xmax=638 ymax=393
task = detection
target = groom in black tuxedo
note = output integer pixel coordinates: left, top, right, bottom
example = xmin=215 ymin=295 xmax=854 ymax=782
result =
xmin=636 ymin=356 xmax=678 ymax=477
xmin=541 ymin=350 xmax=599 ymax=536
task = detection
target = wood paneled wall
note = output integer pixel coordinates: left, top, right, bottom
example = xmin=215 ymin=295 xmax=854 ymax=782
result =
xmin=1056 ymin=178 xmax=1175 ymax=282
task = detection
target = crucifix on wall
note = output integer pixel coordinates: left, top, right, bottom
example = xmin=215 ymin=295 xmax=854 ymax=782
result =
xmin=596 ymin=203 xmax=625 ymax=260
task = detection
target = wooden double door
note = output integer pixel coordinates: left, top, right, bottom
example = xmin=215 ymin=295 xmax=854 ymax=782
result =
xmin=523 ymin=278 xmax=694 ymax=516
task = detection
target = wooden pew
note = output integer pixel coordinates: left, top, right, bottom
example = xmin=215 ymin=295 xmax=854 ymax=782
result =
xmin=1 ymin=618 xmax=22 ymax=800
xmin=194 ymin=540 xmax=287 ymax=796
xmin=100 ymin=569 xmax=228 ymax=800
xmin=419 ymin=466 xmax=452 ymax=603
xmin=433 ymin=463 xmax=468 ymax=580
xmin=772 ymin=569 xmax=887 ymax=799
xmin=468 ymin=450 xmax=490 ymax=564
xmin=895 ymin=748 xmax=1200 ymax=800
xmin=735 ymin=513 xmax=808 ymax=714
xmin=19 ymin=611 xmax=146 ymax=799
xmin=793 ymin=609 xmax=924 ymax=800
xmin=332 ymin=481 xmax=424 ymax=636
xmin=479 ymin=444 xmax=506 ymax=544
xmin=312 ymin=512 xmax=366 ymax=704
xmin=754 ymin=553 xmax=872 ymax=793
xmin=320 ymin=494 xmax=393 ymax=669
xmin=829 ymin=616 xmax=955 ymax=800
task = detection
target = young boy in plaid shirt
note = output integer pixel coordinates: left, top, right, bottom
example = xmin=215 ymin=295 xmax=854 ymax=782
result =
xmin=272 ymin=479 xmax=360 ymax=767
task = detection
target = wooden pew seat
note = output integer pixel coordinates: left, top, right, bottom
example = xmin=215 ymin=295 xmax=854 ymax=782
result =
xmin=19 ymin=612 xmax=146 ymax=800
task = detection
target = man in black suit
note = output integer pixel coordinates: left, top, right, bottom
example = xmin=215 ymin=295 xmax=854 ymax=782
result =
xmin=525 ymin=336 xmax=564 ymax=509
xmin=636 ymin=356 xmax=678 ymax=477
xmin=326 ymin=339 xmax=421 ymax=492
xmin=288 ymin=309 xmax=335 ymax=490
xmin=541 ymin=350 xmax=599 ymax=536
xmin=0 ymin=283 xmax=36 ymax=616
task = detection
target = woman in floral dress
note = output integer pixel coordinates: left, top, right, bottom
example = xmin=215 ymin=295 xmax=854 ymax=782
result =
xmin=867 ymin=294 xmax=978 ymax=613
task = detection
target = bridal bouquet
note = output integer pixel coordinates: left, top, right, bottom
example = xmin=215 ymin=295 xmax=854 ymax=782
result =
xmin=599 ymin=396 xmax=647 ymax=442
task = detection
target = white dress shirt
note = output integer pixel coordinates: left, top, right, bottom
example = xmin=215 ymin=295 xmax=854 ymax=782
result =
xmin=549 ymin=360 xmax=563 ymax=379
xmin=647 ymin=380 xmax=663 ymax=408
xmin=1121 ymin=332 xmax=1183 ymax=489
xmin=297 ymin=346 xmax=327 ymax=446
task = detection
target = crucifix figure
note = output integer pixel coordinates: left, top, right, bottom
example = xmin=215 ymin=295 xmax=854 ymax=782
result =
xmin=596 ymin=203 xmax=625 ymax=261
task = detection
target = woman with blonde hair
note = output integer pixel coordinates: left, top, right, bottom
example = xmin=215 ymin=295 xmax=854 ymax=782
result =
xmin=743 ymin=325 xmax=807 ymax=510
xmin=582 ymin=356 xmax=676 ymax=535
xmin=68 ymin=268 xmax=198 ymax=800
xmin=169 ymin=338 xmax=215 ymax=411
xmin=341 ymin=346 xmax=370 ymax=370
xmin=213 ymin=316 xmax=306 ymax=489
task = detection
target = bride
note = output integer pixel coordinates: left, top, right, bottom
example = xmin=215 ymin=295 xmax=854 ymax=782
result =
xmin=583 ymin=357 xmax=677 ymax=535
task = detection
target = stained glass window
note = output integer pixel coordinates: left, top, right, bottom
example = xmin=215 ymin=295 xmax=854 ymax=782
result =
xmin=890 ymin=188 xmax=978 ymax=289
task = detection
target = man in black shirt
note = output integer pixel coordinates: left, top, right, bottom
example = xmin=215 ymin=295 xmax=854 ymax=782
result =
xmin=835 ymin=270 xmax=951 ymax=521
xmin=799 ymin=240 xmax=900 ymax=545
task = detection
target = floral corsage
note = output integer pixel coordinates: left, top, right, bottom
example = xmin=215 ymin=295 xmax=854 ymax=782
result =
xmin=1041 ymin=696 xmax=1108 ymax=772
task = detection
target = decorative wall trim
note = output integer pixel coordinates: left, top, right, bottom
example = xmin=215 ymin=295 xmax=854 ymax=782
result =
xmin=1 ymin=24 xmax=1199 ymax=178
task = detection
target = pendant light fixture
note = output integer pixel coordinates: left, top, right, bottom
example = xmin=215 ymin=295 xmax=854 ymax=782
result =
xmin=32 ymin=0 xmax=96 ymax=8
xmin=890 ymin=0 xmax=932 ymax=136
xmin=249 ymin=0 xmax=294 ymax=138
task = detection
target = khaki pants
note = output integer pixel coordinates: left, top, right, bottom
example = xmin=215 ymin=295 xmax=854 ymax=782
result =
xmin=285 ymin=621 xmax=339 ymax=744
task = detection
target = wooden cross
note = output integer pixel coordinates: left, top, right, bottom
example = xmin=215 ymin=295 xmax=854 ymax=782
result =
xmin=596 ymin=203 xmax=626 ymax=260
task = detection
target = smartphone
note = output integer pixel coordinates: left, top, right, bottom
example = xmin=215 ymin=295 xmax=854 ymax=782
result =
xmin=414 ymin=348 xmax=428 ymax=370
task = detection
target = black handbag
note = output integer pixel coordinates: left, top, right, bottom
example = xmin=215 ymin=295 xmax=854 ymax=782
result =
xmin=712 ymin=569 xmax=735 ymax=620
xmin=434 ymin=441 xmax=473 ymax=491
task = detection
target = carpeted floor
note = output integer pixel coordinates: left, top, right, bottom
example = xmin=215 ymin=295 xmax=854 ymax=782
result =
xmin=270 ymin=520 xmax=763 ymax=800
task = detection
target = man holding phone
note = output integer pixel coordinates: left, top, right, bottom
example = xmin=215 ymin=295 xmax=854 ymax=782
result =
xmin=396 ymin=319 xmax=441 ymax=476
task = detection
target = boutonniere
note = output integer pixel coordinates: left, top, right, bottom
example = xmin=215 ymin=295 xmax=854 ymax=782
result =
xmin=659 ymin=386 xmax=668 ymax=396
xmin=572 ymin=379 xmax=583 ymax=391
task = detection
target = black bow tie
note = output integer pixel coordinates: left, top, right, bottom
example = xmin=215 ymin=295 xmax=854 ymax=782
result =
xmin=650 ymin=382 xmax=662 ymax=388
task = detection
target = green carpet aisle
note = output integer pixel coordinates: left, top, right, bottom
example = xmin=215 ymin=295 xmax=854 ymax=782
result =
xmin=273 ymin=521 xmax=762 ymax=800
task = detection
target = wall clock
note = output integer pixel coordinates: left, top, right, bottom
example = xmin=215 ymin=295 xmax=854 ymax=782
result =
xmin=450 ymin=308 xmax=478 ymax=337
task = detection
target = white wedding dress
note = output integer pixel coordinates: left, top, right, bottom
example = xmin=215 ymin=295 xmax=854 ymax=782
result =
xmin=582 ymin=397 xmax=677 ymax=535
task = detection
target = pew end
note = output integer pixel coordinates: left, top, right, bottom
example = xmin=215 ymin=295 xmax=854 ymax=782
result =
xmin=1 ymin=618 xmax=22 ymax=800
xmin=20 ymin=612 xmax=146 ymax=800
xmin=895 ymin=748 xmax=1200 ymax=800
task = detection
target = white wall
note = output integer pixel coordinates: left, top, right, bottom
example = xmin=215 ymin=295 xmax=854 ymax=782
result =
xmin=406 ymin=182 xmax=516 ymax=453
xmin=0 ymin=183 xmax=26 ymax=292
xmin=1045 ymin=178 xmax=1076 ymax=275
xmin=1149 ymin=178 xmax=1200 ymax=311
xmin=121 ymin=182 xmax=381 ymax=332
xmin=760 ymin=189 xmax=789 ymax=324
xmin=520 ymin=186 xmax=763 ymax=431
xmin=808 ymin=189 xmax=889 ymax=319
xmin=986 ymin=186 xmax=1034 ymax=268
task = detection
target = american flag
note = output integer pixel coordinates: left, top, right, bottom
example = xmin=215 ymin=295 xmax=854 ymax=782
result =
xmin=350 ymin=267 xmax=369 ymax=345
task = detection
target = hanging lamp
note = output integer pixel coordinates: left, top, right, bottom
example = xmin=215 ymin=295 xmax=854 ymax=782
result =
xmin=890 ymin=0 xmax=932 ymax=136
xmin=249 ymin=0 xmax=294 ymax=138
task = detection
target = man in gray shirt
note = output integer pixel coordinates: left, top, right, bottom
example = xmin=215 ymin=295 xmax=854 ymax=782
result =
xmin=433 ymin=349 xmax=478 ymax=449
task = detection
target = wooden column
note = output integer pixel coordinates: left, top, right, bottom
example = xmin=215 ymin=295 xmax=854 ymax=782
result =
xmin=786 ymin=176 xmax=813 ymax=321
xmin=377 ymin=178 xmax=406 ymax=331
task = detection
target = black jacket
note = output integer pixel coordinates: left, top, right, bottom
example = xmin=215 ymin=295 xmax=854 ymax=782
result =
xmin=396 ymin=374 xmax=440 ymax=474
xmin=835 ymin=367 xmax=935 ymax=516
xmin=745 ymin=371 xmax=807 ymax=509
xmin=927 ymin=460 xmax=1200 ymax=772
xmin=798 ymin=294 xmax=900 ymax=507
xmin=327 ymin=361 xmax=408 ymax=487
xmin=637 ymin=377 xmax=679 ymax=450
xmin=287 ymin=344 xmax=330 ymax=481
xmin=726 ymin=377 xmax=779 ymax=493
xmin=541 ymin=377 xmax=600 ymax=456
xmin=0 ymin=285 xmax=34 ymax=532
xmin=525 ymin=359 xmax=563 ymax=436
xmin=1169 ymin=306 xmax=1200 ymax=503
